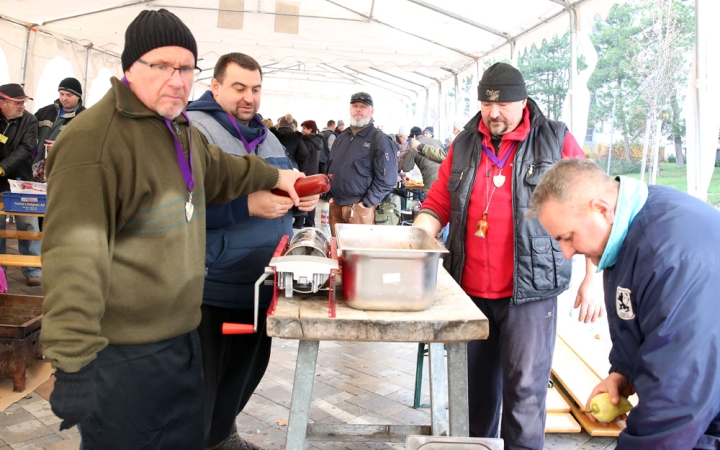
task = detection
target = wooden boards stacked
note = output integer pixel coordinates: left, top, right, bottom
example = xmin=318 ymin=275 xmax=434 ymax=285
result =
xmin=551 ymin=319 xmax=627 ymax=437
xmin=545 ymin=386 xmax=581 ymax=433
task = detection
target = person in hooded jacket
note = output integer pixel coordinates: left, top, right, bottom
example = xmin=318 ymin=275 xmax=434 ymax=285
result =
xmin=186 ymin=52 xmax=318 ymax=450
xmin=275 ymin=113 xmax=309 ymax=170
xmin=296 ymin=119 xmax=322 ymax=228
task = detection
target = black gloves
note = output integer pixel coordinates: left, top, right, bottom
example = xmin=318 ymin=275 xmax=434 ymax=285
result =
xmin=50 ymin=361 xmax=98 ymax=431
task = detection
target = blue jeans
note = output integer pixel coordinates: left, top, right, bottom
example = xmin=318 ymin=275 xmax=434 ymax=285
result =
xmin=0 ymin=214 xmax=42 ymax=278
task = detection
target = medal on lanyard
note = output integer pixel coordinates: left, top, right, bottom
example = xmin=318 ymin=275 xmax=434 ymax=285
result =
xmin=474 ymin=142 xmax=516 ymax=238
xmin=164 ymin=112 xmax=195 ymax=222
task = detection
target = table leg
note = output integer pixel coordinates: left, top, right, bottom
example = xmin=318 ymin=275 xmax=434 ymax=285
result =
xmin=285 ymin=340 xmax=320 ymax=450
xmin=446 ymin=342 xmax=469 ymax=437
xmin=427 ymin=342 xmax=448 ymax=436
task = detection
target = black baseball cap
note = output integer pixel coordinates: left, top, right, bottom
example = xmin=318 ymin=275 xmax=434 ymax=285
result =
xmin=0 ymin=83 xmax=32 ymax=101
xmin=350 ymin=92 xmax=373 ymax=107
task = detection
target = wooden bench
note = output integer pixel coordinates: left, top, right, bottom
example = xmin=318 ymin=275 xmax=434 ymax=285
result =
xmin=0 ymin=230 xmax=42 ymax=241
xmin=0 ymin=255 xmax=42 ymax=267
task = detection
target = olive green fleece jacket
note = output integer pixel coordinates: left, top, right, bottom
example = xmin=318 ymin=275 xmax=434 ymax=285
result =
xmin=41 ymin=77 xmax=279 ymax=373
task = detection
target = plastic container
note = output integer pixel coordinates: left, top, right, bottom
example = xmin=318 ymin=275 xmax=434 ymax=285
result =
xmin=2 ymin=192 xmax=46 ymax=213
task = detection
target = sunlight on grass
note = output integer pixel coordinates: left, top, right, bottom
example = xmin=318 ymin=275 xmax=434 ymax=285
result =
xmin=623 ymin=163 xmax=720 ymax=207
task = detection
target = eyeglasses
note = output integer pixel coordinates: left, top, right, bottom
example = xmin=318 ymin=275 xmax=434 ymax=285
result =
xmin=137 ymin=59 xmax=201 ymax=80
xmin=1 ymin=99 xmax=28 ymax=106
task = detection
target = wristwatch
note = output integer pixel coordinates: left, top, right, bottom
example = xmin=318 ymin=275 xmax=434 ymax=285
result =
xmin=362 ymin=201 xmax=371 ymax=208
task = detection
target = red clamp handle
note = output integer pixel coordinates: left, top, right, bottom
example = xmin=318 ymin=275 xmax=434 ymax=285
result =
xmin=222 ymin=323 xmax=255 ymax=334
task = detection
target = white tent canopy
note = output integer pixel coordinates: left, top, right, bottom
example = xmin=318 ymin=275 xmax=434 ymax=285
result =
xmin=0 ymin=0 xmax=717 ymax=200
xmin=1 ymin=0 xmax=621 ymax=133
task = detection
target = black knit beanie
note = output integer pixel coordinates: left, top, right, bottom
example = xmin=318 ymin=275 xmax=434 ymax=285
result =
xmin=477 ymin=62 xmax=527 ymax=102
xmin=121 ymin=9 xmax=198 ymax=72
xmin=58 ymin=77 xmax=82 ymax=97
xmin=409 ymin=126 xmax=422 ymax=137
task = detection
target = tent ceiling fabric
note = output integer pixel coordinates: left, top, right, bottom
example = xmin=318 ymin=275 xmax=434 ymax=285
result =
xmin=1 ymin=0 xmax=618 ymax=92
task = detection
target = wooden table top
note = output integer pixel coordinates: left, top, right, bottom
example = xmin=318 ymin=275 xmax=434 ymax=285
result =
xmin=266 ymin=267 xmax=488 ymax=343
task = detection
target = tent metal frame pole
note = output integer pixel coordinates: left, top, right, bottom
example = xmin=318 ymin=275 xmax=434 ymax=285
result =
xmin=405 ymin=0 xmax=508 ymax=39
xmin=425 ymin=88 xmax=430 ymax=129
xmin=150 ymin=4 xmax=365 ymax=22
xmin=342 ymin=66 xmax=418 ymax=94
xmin=368 ymin=68 xmax=426 ymax=89
xmin=319 ymin=64 xmax=412 ymax=100
xmin=568 ymin=6 xmax=578 ymax=131
xmin=323 ymin=0 xmax=475 ymax=58
xmin=83 ymin=44 xmax=92 ymax=103
xmin=20 ymin=26 xmax=30 ymax=86
xmin=41 ymin=0 xmax=154 ymax=25
xmin=693 ymin=0 xmax=704 ymax=194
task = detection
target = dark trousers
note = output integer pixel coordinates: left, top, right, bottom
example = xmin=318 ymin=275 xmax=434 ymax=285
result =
xmin=79 ymin=331 xmax=204 ymax=450
xmin=198 ymin=305 xmax=272 ymax=447
xmin=467 ymin=296 xmax=557 ymax=450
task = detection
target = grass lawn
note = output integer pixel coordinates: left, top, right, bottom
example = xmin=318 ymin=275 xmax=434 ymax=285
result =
xmin=624 ymin=163 xmax=720 ymax=207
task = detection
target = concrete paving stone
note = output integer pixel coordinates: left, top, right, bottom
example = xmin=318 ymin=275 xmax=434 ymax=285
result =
xmin=313 ymin=368 xmax=352 ymax=385
xmin=344 ymin=374 xmax=403 ymax=397
xmin=263 ymin=367 xmax=297 ymax=389
xmin=316 ymin=391 xmax=354 ymax=406
xmin=243 ymin=392 xmax=278 ymax=413
xmin=256 ymin=385 xmax=293 ymax=409
xmin=44 ymin=422 xmax=79 ymax=441
xmin=373 ymin=355 xmax=419 ymax=375
xmin=573 ymin=436 xmax=617 ymax=449
xmin=310 ymin=381 xmax=344 ymax=400
xmin=351 ymin=362 xmax=402 ymax=379
xmin=234 ymin=412 xmax=270 ymax=436
xmin=320 ymin=379 xmax=371 ymax=396
xmin=386 ymin=407 xmax=431 ymax=426
xmin=317 ymin=399 xmax=368 ymax=418
xmin=312 ymin=441 xmax=405 ymax=449
xmin=307 ymin=405 xmax=334 ymax=422
xmin=346 ymin=412 xmax=401 ymax=426
xmin=6 ymin=433 xmax=62 ymax=450
xmin=384 ymin=387 xmax=425 ymax=407
xmin=39 ymin=439 xmax=82 ymax=450
xmin=245 ymin=425 xmax=288 ymax=450
xmin=245 ymin=404 xmax=291 ymax=427
xmin=15 ymin=393 xmax=44 ymax=408
xmin=344 ymin=392 xmax=405 ymax=416
xmin=20 ymin=399 xmax=56 ymax=423
xmin=0 ymin=405 xmax=35 ymax=428
xmin=254 ymin=378 xmax=281 ymax=393
xmin=311 ymin=413 xmax=346 ymax=425
xmin=0 ymin=419 xmax=53 ymax=445
xmin=386 ymin=372 xmax=420 ymax=391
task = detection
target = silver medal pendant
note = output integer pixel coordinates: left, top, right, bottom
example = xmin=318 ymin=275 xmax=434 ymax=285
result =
xmin=185 ymin=192 xmax=194 ymax=222
xmin=493 ymin=174 xmax=506 ymax=188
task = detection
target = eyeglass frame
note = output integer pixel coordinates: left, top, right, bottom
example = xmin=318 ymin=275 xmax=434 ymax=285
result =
xmin=136 ymin=59 xmax=201 ymax=80
xmin=0 ymin=98 xmax=29 ymax=106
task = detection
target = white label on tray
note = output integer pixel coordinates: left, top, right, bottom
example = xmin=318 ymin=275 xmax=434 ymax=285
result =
xmin=382 ymin=273 xmax=401 ymax=284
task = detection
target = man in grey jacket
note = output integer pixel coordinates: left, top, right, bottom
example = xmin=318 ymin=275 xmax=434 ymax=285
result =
xmin=187 ymin=53 xmax=316 ymax=450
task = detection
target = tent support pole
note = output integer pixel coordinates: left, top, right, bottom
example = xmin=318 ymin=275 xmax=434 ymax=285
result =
xmin=20 ymin=26 xmax=30 ymax=86
xmin=83 ymin=44 xmax=92 ymax=104
xmin=568 ymin=6 xmax=578 ymax=130
xmin=425 ymin=88 xmax=430 ymax=130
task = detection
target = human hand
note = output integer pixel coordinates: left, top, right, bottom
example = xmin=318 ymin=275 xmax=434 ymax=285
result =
xmin=248 ymin=190 xmax=295 ymax=218
xmin=585 ymin=372 xmax=635 ymax=425
xmin=275 ymin=170 xmax=305 ymax=205
xmin=50 ymin=362 xmax=98 ymax=431
xmin=45 ymin=139 xmax=55 ymax=151
xmin=575 ymin=264 xmax=605 ymax=323
xmin=411 ymin=137 xmax=420 ymax=149
xmin=297 ymin=194 xmax=320 ymax=212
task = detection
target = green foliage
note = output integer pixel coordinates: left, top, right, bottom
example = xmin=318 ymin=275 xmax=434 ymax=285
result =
xmin=667 ymin=154 xmax=676 ymax=163
xmin=624 ymin=163 xmax=720 ymax=206
xmin=516 ymin=32 xmax=586 ymax=121
xmin=591 ymin=157 xmax=641 ymax=176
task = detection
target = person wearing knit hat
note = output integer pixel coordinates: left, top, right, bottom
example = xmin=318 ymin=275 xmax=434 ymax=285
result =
xmin=423 ymin=126 xmax=434 ymax=138
xmin=40 ymin=8 xmax=304 ymax=449
xmin=412 ymin=61 xmax=600 ymax=448
xmin=34 ymin=77 xmax=86 ymax=162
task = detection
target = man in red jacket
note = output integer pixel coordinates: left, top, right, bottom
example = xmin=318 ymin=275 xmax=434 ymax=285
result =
xmin=413 ymin=63 xmax=604 ymax=449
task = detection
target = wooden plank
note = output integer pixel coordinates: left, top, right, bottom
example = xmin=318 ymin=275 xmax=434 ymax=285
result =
xmin=551 ymin=337 xmax=601 ymax=408
xmin=545 ymin=412 xmax=581 ymax=433
xmin=267 ymin=268 xmax=488 ymax=343
xmin=0 ymin=255 xmax=41 ymax=268
xmin=0 ymin=230 xmax=42 ymax=241
xmin=553 ymin=377 xmax=625 ymax=437
xmin=546 ymin=386 xmax=571 ymax=413
xmin=557 ymin=317 xmax=612 ymax=380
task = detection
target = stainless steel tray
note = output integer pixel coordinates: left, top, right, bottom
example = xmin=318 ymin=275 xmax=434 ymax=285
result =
xmin=335 ymin=224 xmax=448 ymax=311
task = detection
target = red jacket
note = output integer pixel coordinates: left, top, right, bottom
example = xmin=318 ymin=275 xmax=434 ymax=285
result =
xmin=422 ymin=106 xmax=585 ymax=298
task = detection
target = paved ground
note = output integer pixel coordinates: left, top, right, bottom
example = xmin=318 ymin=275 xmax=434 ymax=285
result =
xmin=0 ymin=213 xmax=617 ymax=450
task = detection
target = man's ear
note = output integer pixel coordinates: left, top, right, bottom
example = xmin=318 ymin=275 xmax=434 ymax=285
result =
xmin=590 ymin=198 xmax=615 ymax=225
xmin=210 ymin=78 xmax=220 ymax=97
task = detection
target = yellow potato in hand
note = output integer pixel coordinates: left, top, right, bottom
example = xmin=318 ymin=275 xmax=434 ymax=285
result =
xmin=587 ymin=393 xmax=633 ymax=422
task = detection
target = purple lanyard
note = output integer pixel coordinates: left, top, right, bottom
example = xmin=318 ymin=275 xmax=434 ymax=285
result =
xmin=226 ymin=113 xmax=266 ymax=154
xmin=481 ymin=141 xmax=517 ymax=169
xmin=164 ymin=112 xmax=195 ymax=193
